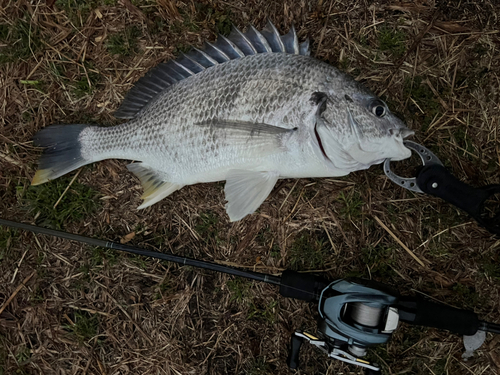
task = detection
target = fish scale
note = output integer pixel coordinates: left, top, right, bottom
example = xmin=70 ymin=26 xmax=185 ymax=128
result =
xmin=32 ymin=22 xmax=413 ymax=221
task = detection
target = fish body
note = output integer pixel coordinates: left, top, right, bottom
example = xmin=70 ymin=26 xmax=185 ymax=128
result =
xmin=32 ymin=22 xmax=413 ymax=221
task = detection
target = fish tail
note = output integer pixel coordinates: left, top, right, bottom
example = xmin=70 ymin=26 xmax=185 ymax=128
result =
xmin=31 ymin=124 xmax=91 ymax=185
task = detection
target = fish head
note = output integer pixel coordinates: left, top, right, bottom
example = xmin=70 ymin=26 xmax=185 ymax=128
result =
xmin=317 ymin=83 xmax=413 ymax=168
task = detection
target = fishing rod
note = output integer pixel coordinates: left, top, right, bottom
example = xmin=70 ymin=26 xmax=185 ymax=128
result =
xmin=1 ymin=218 xmax=499 ymax=374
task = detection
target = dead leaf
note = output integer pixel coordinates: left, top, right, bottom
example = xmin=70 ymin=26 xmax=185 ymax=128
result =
xmin=120 ymin=232 xmax=136 ymax=244
xmin=387 ymin=3 xmax=430 ymax=13
xmin=491 ymin=351 xmax=500 ymax=369
xmin=433 ymin=21 xmax=472 ymax=33
xmin=490 ymin=334 xmax=500 ymax=350
xmin=121 ymin=0 xmax=150 ymax=24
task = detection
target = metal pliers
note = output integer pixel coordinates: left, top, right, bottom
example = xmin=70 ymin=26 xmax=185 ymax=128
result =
xmin=384 ymin=141 xmax=500 ymax=236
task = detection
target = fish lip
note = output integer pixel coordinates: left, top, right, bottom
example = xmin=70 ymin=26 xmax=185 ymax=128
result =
xmin=390 ymin=127 xmax=414 ymax=139
xmin=401 ymin=128 xmax=415 ymax=139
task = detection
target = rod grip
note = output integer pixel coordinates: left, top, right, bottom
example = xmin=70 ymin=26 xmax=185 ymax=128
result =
xmin=287 ymin=334 xmax=304 ymax=370
xmin=398 ymin=296 xmax=480 ymax=335
xmin=279 ymin=270 xmax=328 ymax=302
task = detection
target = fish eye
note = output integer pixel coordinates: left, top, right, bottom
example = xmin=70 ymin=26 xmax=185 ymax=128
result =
xmin=370 ymin=100 xmax=386 ymax=117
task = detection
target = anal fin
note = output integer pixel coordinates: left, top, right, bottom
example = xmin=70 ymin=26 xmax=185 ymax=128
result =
xmin=127 ymin=163 xmax=183 ymax=209
xmin=224 ymin=169 xmax=279 ymax=222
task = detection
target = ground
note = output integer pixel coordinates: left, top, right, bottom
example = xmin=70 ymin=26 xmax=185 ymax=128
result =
xmin=1 ymin=0 xmax=500 ymax=374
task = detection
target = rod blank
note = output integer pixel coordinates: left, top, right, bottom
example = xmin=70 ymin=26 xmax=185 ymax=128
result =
xmin=0 ymin=219 xmax=282 ymax=286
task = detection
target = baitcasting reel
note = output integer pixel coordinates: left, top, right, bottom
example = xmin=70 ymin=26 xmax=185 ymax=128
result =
xmin=287 ymin=278 xmax=399 ymax=373
xmin=281 ymin=272 xmax=500 ymax=374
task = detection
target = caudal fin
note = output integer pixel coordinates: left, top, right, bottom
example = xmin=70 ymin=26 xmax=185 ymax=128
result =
xmin=32 ymin=124 xmax=90 ymax=185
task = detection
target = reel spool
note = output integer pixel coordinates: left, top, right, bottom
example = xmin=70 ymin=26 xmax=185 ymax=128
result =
xmin=318 ymin=278 xmax=400 ymax=348
xmin=346 ymin=302 xmax=385 ymax=357
xmin=350 ymin=302 xmax=384 ymax=328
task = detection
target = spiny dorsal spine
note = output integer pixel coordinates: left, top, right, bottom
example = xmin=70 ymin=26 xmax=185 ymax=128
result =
xmin=114 ymin=21 xmax=310 ymax=120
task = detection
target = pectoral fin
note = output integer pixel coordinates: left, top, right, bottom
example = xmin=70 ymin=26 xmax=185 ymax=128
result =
xmin=195 ymin=120 xmax=295 ymax=158
xmin=224 ymin=169 xmax=279 ymax=222
xmin=127 ymin=163 xmax=183 ymax=209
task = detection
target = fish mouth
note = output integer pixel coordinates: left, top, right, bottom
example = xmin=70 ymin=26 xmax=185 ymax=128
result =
xmin=400 ymin=128 xmax=414 ymax=139
xmin=386 ymin=128 xmax=414 ymax=161
xmin=391 ymin=127 xmax=414 ymax=139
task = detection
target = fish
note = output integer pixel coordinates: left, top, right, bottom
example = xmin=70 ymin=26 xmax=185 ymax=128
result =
xmin=32 ymin=21 xmax=413 ymax=222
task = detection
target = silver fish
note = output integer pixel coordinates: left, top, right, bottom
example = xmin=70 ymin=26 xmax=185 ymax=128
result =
xmin=32 ymin=21 xmax=413 ymax=221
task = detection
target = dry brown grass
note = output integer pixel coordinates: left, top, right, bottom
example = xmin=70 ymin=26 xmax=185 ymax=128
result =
xmin=1 ymin=0 xmax=500 ymax=374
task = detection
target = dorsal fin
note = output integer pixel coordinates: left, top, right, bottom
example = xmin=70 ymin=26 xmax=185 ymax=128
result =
xmin=260 ymin=21 xmax=285 ymax=52
xmin=114 ymin=21 xmax=311 ymax=119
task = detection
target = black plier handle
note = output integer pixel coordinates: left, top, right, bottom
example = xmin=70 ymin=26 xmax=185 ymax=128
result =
xmin=384 ymin=141 xmax=500 ymax=236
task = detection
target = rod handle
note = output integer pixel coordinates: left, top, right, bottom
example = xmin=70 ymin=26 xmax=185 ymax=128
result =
xmin=398 ymin=296 xmax=480 ymax=335
xmin=279 ymin=270 xmax=328 ymax=302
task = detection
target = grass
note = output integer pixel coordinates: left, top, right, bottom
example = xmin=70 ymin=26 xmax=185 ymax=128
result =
xmin=482 ymin=256 xmax=500 ymax=279
xmin=106 ymin=26 xmax=141 ymax=56
xmin=1 ymin=1 xmax=500 ymax=375
xmin=247 ymin=300 xmax=277 ymax=324
xmin=55 ymin=0 xmax=117 ymax=27
xmin=246 ymin=357 xmax=271 ymax=375
xmin=195 ymin=211 xmax=219 ymax=236
xmin=90 ymin=246 xmax=119 ymax=267
xmin=22 ymin=176 xmax=100 ymax=229
xmin=65 ymin=311 xmax=100 ymax=344
xmin=72 ymin=64 xmax=101 ymax=97
xmin=153 ymin=277 xmax=173 ymax=300
xmin=0 ymin=336 xmax=7 ymax=375
xmin=0 ymin=18 xmax=42 ymax=64
xmin=404 ymin=76 xmax=441 ymax=132
xmin=30 ymin=285 xmax=45 ymax=304
xmin=378 ymin=26 xmax=406 ymax=58
xmin=195 ymin=211 xmax=224 ymax=246
xmin=421 ymin=204 xmax=464 ymax=238
xmin=452 ymin=282 xmax=483 ymax=309
xmin=210 ymin=9 xmax=232 ymax=36
xmin=227 ymin=278 xmax=252 ymax=304
xmin=288 ymin=232 xmax=326 ymax=271
xmin=20 ymin=79 xmax=45 ymax=93
xmin=337 ymin=190 xmax=364 ymax=220
xmin=173 ymin=43 xmax=191 ymax=54
xmin=361 ymin=244 xmax=396 ymax=279
xmin=0 ymin=228 xmax=16 ymax=263
xmin=0 ymin=23 xmax=8 ymax=40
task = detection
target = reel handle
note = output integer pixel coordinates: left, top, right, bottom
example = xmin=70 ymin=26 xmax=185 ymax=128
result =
xmin=287 ymin=333 xmax=304 ymax=369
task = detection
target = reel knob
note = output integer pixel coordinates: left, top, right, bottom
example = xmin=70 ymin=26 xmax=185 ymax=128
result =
xmin=287 ymin=333 xmax=304 ymax=369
